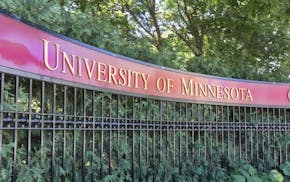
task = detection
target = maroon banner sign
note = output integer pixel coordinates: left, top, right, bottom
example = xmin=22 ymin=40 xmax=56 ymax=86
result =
xmin=0 ymin=12 xmax=289 ymax=107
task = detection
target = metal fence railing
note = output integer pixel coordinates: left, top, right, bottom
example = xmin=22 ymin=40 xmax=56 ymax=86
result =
xmin=0 ymin=72 xmax=289 ymax=181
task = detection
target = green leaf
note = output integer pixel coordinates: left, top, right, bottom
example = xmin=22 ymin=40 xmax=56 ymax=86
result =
xmin=270 ymin=170 xmax=284 ymax=182
xmin=245 ymin=164 xmax=256 ymax=176
xmin=247 ymin=176 xmax=262 ymax=182
xmin=231 ymin=174 xmax=246 ymax=182
xmin=239 ymin=169 xmax=250 ymax=179
xmin=280 ymin=162 xmax=290 ymax=176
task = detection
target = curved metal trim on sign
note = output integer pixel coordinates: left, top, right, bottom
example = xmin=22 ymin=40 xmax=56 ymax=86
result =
xmin=0 ymin=9 xmax=289 ymax=108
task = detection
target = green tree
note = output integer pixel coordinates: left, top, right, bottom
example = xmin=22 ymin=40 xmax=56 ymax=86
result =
xmin=164 ymin=0 xmax=289 ymax=81
xmin=0 ymin=0 xmax=289 ymax=81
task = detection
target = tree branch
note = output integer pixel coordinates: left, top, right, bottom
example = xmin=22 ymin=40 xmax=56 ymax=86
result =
xmin=122 ymin=0 xmax=155 ymax=39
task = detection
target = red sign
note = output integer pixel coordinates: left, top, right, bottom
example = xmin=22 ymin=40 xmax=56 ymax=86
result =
xmin=0 ymin=12 xmax=289 ymax=107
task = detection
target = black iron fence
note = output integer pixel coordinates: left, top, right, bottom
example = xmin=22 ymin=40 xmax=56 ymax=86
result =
xmin=0 ymin=70 xmax=289 ymax=181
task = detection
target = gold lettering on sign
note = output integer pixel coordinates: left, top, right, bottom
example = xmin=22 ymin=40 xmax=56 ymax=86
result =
xmin=132 ymin=71 xmax=140 ymax=89
xmin=141 ymin=73 xmax=149 ymax=90
xmin=84 ymin=58 xmax=96 ymax=79
xmin=127 ymin=69 xmax=132 ymax=87
xmin=167 ymin=79 xmax=174 ymax=93
xmin=118 ymin=68 xmax=127 ymax=86
xmin=181 ymin=77 xmax=193 ymax=96
xmin=42 ymin=39 xmax=151 ymax=91
xmin=156 ymin=77 xmax=166 ymax=93
xmin=208 ymin=85 xmax=216 ymax=98
xmin=224 ymin=87 xmax=230 ymax=99
xmin=61 ymin=52 xmax=75 ymax=75
xmin=230 ymin=88 xmax=238 ymax=100
xmin=77 ymin=56 xmax=82 ymax=77
xmin=180 ymin=77 xmax=253 ymax=102
xmin=108 ymin=65 xmax=117 ymax=84
xmin=97 ymin=62 xmax=107 ymax=82
xmin=42 ymin=39 xmax=59 ymax=71
xmin=216 ymin=86 xmax=223 ymax=99
xmin=199 ymin=84 xmax=207 ymax=97
xmin=246 ymin=90 xmax=253 ymax=101
xmin=157 ymin=77 xmax=174 ymax=93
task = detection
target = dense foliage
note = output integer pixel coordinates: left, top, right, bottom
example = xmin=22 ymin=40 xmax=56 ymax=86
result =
xmin=0 ymin=0 xmax=289 ymax=82
xmin=1 ymin=132 xmax=290 ymax=181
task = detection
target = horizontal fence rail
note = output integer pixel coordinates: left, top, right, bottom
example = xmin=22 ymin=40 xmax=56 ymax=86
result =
xmin=2 ymin=119 xmax=290 ymax=132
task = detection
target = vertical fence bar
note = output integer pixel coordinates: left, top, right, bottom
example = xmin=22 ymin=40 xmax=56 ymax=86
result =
xmin=100 ymin=92 xmax=104 ymax=179
xmin=273 ymin=108 xmax=276 ymax=163
xmin=12 ymin=76 xmax=18 ymax=182
xmin=232 ymin=106 xmax=235 ymax=160
xmin=146 ymin=98 xmax=149 ymax=181
xmin=261 ymin=108 xmax=264 ymax=162
xmin=173 ymin=102 xmax=176 ymax=170
xmin=215 ymin=105 xmax=218 ymax=154
xmin=185 ymin=103 xmax=189 ymax=160
xmin=203 ymin=105 xmax=206 ymax=160
xmin=39 ymin=80 xmax=45 ymax=182
xmin=250 ymin=107 xmax=253 ymax=161
xmin=238 ymin=106 xmax=241 ymax=160
xmin=41 ymin=82 xmax=45 ymax=149
xmin=227 ymin=105 xmax=230 ymax=158
xmin=153 ymin=99 xmax=156 ymax=181
xmin=125 ymin=95 xmax=127 ymax=156
xmin=267 ymin=107 xmax=270 ymax=165
xmin=131 ymin=97 xmax=135 ymax=180
xmin=278 ymin=108 xmax=282 ymax=164
xmin=117 ymin=94 xmax=120 ymax=166
xmin=0 ymin=73 xmax=3 ymax=166
xmin=159 ymin=100 xmax=163 ymax=162
xmin=27 ymin=79 xmax=32 ymax=165
xmin=210 ymin=105 xmax=213 ymax=158
xmin=51 ymin=83 xmax=56 ymax=182
xmin=191 ymin=104 xmax=195 ymax=161
xmin=209 ymin=105 xmax=213 ymax=159
xmin=198 ymin=104 xmax=201 ymax=158
xmin=221 ymin=106 xmax=224 ymax=154
xmin=166 ymin=101 xmax=169 ymax=161
xmin=108 ymin=94 xmax=112 ymax=175
xmin=124 ymin=95 xmax=128 ymax=159
xmin=244 ymin=107 xmax=247 ymax=161
xmin=139 ymin=97 xmax=142 ymax=181
xmin=91 ymin=90 xmax=95 ymax=182
xmin=72 ymin=87 xmax=77 ymax=181
xmin=284 ymin=108 xmax=288 ymax=161
xmin=62 ymin=86 xmax=67 ymax=182
xmin=255 ymin=107 xmax=258 ymax=162
xmin=82 ymin=89 xmax=86 ymax=181
xmin=179 ymin=103 xmax=182 ymax=173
